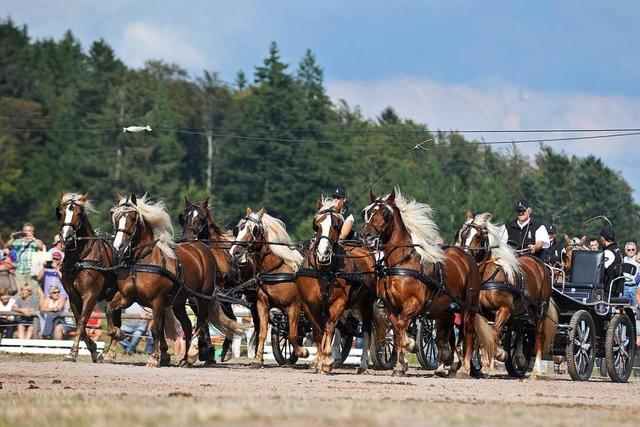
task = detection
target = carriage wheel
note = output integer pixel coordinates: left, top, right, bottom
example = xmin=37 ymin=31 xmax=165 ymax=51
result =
xmin=565 ymin=310 xmax=596 ymax=381
xmin=470 ymin=347 xmax=483 ymax=377
xmin=369 ymin=320 xmax=397 ymax=370
xmin=605 ymin=313 xmax=636 ymax=383
xmin=503 ymin=327 xmax=533 ymax=378
xmin=332 ymin=330 xmax=354 ymax=368
xmin=270 ymin=314 xmax=299 ymax=366
xmin=416 ymin=318 xmax=439 ymax=370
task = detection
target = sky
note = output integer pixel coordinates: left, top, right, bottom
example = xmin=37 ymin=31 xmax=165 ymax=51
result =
xmin=2 ymin=1 xmax=639 ymax=197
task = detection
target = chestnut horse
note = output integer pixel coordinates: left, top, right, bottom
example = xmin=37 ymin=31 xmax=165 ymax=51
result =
xmin=296 ymin=197 xmax=383 ymax=374
xmin=55 ymin=192 xmax=118 ymax=362
xmin=458 ymin=211 xmax=558 ymax=378
xmin=229 ymin=207 xmax=310 ymax=367
xmin=178 ymin=197 xmax=257 ymax=362
xmin=106 ymin=193 xmax=228 ymax=367
xmin=361 ymin=188 xmax=495 ymax=377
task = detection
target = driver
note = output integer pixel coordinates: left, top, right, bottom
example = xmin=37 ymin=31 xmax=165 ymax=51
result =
xmin=330 ymin=188 xmax=355 ymax=240
xmin=506 ymin=199 xmax=550 ymax=259
xmin=600 ymin=227 xmax=623 ymax=294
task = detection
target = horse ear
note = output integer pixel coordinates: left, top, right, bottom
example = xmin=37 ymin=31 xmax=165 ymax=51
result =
xmin=257 ymin=208 xmax=265 ymax=219
xmin=369 ymin=190 xmax=377 ymax=202
xmin=79 ymin=192 xmax=88 ymax=202
xmin=563 ymin=234 xmax=571 ymax=245
xmin=59 ymin=191 xmax=65 ymax=200
xmin=115 ymin=193 xmax=123 ymax=202
xmin=184 ymin=196 xmax=191 ymax=207
xmin=202 ymin=197 xmax=209 ymax=208
xmin=465 ymin=209 xmax=474 ymax=219
xmin=130 ymin=193 xmax=137 ymax=205
xmin=580 ymin=235 xmax=587 ymax=246
xmin=246 ymin=207 xmax=253 ymax=215
xmin=387 ymin=189 xmax=396 ymax=204
xmin=316 ymin=199 xmax=322 ymax=210
xmin=481 ymin=212 xmax=492 ymax=222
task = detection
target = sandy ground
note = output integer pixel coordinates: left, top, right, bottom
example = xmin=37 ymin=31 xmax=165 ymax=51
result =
xmin=1 ymin=354 xmax=639 ymax=427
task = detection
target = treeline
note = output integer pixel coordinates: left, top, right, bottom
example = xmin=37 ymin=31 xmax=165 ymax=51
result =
xmin=0 ymin=19 xmax=638 ymax=244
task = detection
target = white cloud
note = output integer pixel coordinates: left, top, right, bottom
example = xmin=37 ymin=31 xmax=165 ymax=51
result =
xmin=120 ymin=21 xmax=208 ymax=70
xmin=327 ymin=77 xmax=640 ymax=197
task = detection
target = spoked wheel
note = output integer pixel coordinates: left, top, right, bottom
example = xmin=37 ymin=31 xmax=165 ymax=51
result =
xmin=416 ymin=318 xmax=439 ymax=370
xmin=565 ymin=310 xmax=596 ymax=381
xmin=332 ymin=330 xmax=354 ymax=368
xmin=605 ymin=313 xmax=636 ymax=383
xmin=470 ymin=347 xmax=483 ymax=377
xmin=370 ymin=321 xmax=397 ymax=370
xmin=503 ymin=327 xmax=533 ymax=378
xmin=270 ymin=311 xmax=299 ymax=366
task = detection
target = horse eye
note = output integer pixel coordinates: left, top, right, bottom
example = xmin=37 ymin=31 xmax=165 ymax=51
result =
xmin=232 ymin=226 xmax=239 ymax=237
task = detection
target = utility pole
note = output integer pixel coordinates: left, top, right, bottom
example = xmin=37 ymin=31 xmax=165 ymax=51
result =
xmin=206 ymin=129 xmax=213 ymax=193
xmin=115 ymin=86 xmax=125 ymax=182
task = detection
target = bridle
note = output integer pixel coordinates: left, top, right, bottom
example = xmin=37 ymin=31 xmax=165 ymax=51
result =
xmin=57 ymin=200 xmax=85 ymax=251
xmin=111 ymin=203 xmax=140 ymax=260
xmin=231 ymin=215 xmax=265 ymax=264
xmin=362 ymin=198 xmax=394 ymax=238
xmin=313 ymin=208 xmax=344 ymax=266
xmin=459 ymin=222 xmax=492 ymax=262
xmin=180 ymin=205 xmax=210 ymax=239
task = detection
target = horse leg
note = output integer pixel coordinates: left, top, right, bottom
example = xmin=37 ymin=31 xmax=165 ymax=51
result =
xmin=146 ymin=297 xmax=165 ymax=368
xmin=530 ymin=315 xmax=547 ymax=380
xmin=194 ymin=298 xmax=216 ymax=365
xmin=173 ymin=303 xmax=193 ymax=368
xmin=434 ymin=318 xmax=453 ymax=377
xmin=159 ymin=312 xmax=171 ymax=367
xmin=492 ymin=306 xmax=511 ymax=363
xmin=457 ymin=309 xmax=476 ymax=378
xmin=320 ymin=298 xmax=346 ymax=374
xmin=103 ymin=293 xmax=127 ymax=363
xmin=357 ymin=302 xmax=373 ymax=374
xmin=220 ymin=302 xmax=235 ymax=362
xmin=63 ymin=290 xmax=83 ymax=362
xmin=386 ymin=311 xmax=406 ymax=377
xmin=250 ymin=294 xmax=270 ymax=368
xmin=78 ymin=292 xmax=101 ymax=363
xmin=287 ymin=301 xmax=309 ymax=360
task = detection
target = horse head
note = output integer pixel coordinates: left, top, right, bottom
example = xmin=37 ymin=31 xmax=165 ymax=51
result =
xmin=111 ymin=193 xmax=142 ymax=261
xmin=360 ymin=189 xmax=396 ymax=242
xmin=230 ymin=207 xmax=266 ymax=265
xmin=56 ymin=192 xmax=91 ymax=248
xmin=313 ymin=198 xmax=344 ymax=265
xmin=458 ymin=211 xmax=492 ymax=263
xmin=179 ymin=197 xmax=211 ymax=240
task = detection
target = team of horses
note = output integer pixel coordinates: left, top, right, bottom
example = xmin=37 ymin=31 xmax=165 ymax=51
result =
xmin=55 ymin=188 xmax=560 ymax=378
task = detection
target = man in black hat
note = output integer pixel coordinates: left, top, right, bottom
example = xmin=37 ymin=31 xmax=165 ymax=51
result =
xmin=506 ymin=199 xmax=550 ymax=259
xmin=331 ymin=188 xmax=355 ymax=240
xmin=600 ymin=227 xmax=623 ymax=294
xmin=546 ymin=224 xmax=564 ymax=265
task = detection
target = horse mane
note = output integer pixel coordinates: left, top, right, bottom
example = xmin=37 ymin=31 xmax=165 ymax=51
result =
xmin=113 ymin=194 xmax=175 ymax=259
xmin=473 ymin=213 xmax=523 ymax=284
xmin=62 ymin=193 xmax=98 ymax=214
xmin=389 ymin=187 xmax=445 ymax=265
xmin=257 ymin=212 xmax=303 ymax=271
xmin=204 ymin=211 xmax=232 ymax=275
xmin=320 ymin=197 xmax=341 ymax=212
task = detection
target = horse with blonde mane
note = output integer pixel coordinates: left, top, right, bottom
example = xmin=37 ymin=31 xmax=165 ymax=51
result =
xmin=55 ymin=192 xmax=119 ymax=363
xmin=362 ymin=188 xmax=495 ymax=377
xmin=296 ymin=197 xmax=385 ymax=374
xmin=458 ymin=210 xmax=558 ymax=378
xmin=106 ymin=193 xmax=236 ymax=367
xmin=229 ymin=207 xmax=310 ymax=367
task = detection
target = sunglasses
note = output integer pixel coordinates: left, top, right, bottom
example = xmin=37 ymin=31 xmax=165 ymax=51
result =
xmin=626 ymin=249 xmax=636 ymax=252
xmin=50 ymin=291 xmax=60 ymax=294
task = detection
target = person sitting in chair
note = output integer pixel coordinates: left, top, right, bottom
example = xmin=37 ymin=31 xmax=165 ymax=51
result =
xmin=506 ymin=199 xmax=550 ymax=259
xmin=330 ymin=188 xmax=355 ymax=240
xmin=600 ymin=227 xmax=623 ymax=295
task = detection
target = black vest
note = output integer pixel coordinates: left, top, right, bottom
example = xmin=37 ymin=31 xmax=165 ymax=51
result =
xmin=506 ymin=219 xmax=542 ymax=251
xmin=547 ymin=240 xmax=564 ymax=265
xmin=603 ymin=242 xmax=624 ymax=292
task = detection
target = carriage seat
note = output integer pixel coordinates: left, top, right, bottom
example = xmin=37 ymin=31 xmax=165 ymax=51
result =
xmin=566 ymin=250 xmax=604 ymax=289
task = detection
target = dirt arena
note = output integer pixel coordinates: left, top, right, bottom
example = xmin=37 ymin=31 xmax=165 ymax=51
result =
xmin=1 ymin=354 xmax=639 ymax=427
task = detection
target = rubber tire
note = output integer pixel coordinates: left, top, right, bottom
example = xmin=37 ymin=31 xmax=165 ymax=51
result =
xmin=369 ymin=322 xmax=397 ymax=370
xmin=605 ymin=313 xmax=636 ymax=383
xmin=503 ymin=328 xmax=533 ymax=378
xmin=416 ymin=318 xmax=439 ymax=370
xmin=565 ymin=310 xmax=596 ymax=381
xmin=333 ymin=331 xmax=353 ymax=368
xmin=270 ymin=316 xmax=299 ymax=366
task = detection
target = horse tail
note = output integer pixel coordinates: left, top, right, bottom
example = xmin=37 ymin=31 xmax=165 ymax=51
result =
xmin=207 ymin=299 xmax=252 ymax=337
xmin=163 ymin=308 xmax=179 ymax=340
xmin=543 ymin=299 xmax=559 ymax=353
xmin=371 ymin=305 xmax=388 ymax=348
xmin=473 ymin=313 xmax=496 ymax=362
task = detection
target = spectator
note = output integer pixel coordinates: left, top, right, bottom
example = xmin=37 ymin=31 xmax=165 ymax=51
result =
xmin=0 ymin=288 xmax=16 ymax=338
xmin=40 ymin=285 xmax=68 ymax=340
xmin=37 ymin=252 xmax=66 ymax=300
xmin=0 ymin=248 xmax=17 ymax=295
xmin=174 ymin=325 xmax=186 ymax=359
xmin=13 ymin=285 xmax=40 ymax=339
xmin=6 ymin=224 xmax=45 ymax=299
xmin=589 ymin=238 xmax=600 ymax=251
xmin=119 ymin=303 xmax=152 ymax=355
xmin=48 ymin=235 xmax=65 ymax=262
xmin=85 ymin=307 xmax=103 ymax=340
xmin=623 ymin=242 xmax=639 ymax=310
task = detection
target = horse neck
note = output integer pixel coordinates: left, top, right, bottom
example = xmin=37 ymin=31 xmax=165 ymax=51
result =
xmin=384 ymin=213 xmax=419 ymax=267
xmin=205 ymin=218 xmax=232 ymax=275
xmin=258 ymin=241 xmax=290 ymax=273
xmin=64 ymin=216 xmax=97 ymax=263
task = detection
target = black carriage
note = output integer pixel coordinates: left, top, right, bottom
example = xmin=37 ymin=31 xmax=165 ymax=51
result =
xmin=552 ymin=250 xmax=637 ymax=382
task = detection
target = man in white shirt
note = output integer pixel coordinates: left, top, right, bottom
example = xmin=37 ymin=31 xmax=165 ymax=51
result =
xmin=505 ymin=199 xmax=550 ymax=259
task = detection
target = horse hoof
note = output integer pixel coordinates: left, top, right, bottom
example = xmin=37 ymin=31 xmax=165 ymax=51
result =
xmin=391 ymin=369 xmax=406 ymax=377
xmin=321 ymin=364 xmax=334 ymax=374
xmin=203 ymin=358 xmax=216 ymax=366
xmin=434 ymin=366 xmax=449 ymax=378
xmin=250 ymin=361 xmax=264 ymax=369
xmin=187 ymin=354 xmax=198 ymax=366
xmin=102 ymin=357 xmax=114 ymax=364
xmin=495 ymin=348 xmax=507 ymax=363
xmin=63 ymin=355 xmax=77 ymax=363
xmin=356 ymin=368 xmax=368 ymax=375
xmin=297 ymin=348 xmax=310 ymax=358
xmin=178 ymin=359 xmax=190 ymax=368
xmin=146 ymin=359 xmax=159 ymax=368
